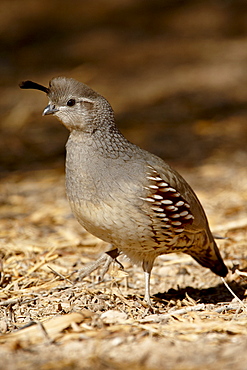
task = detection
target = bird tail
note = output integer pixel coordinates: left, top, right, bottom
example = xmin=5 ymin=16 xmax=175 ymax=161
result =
xmin=190 ymin=239 xmax=228 ymax=277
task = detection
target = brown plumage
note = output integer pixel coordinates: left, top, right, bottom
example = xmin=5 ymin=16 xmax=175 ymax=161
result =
xmin=20 ymin=77 xmax=228 ymax=304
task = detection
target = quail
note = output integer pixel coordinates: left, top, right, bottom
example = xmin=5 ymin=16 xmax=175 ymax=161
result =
xmin=20 ymin=77 xmax=228 ymax=304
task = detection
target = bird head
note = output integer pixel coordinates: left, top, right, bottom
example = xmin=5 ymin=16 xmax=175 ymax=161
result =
xmin=19 ymin=77 xmax=114 ymax=132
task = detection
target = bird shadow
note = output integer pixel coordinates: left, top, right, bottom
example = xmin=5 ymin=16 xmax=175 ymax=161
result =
xmin=154 ymin=281 xmax=247 ymax=305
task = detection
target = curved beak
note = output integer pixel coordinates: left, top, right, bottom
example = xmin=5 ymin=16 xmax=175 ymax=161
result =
xmin=42 ymin=104 xmax=59 ymax=116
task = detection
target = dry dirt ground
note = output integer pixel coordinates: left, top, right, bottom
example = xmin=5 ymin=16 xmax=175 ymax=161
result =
xmin=1 ymin=163 xmax=247 ymax=370
xmin=0 ymin=1 xmax=247 ymax=369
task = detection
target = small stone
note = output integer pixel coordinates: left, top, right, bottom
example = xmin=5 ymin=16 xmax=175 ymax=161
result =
xmin=100 ymin=310 xmax=128 ymax=324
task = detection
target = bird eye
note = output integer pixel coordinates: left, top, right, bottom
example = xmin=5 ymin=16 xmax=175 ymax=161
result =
xmin=67 ymin=99 xmax=76 ymax=107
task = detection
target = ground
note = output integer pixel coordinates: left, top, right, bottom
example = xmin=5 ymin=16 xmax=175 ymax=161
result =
xmin=0 ymin=1 xmax=247 ymax=369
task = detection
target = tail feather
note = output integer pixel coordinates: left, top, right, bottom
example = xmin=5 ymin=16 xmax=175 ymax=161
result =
xmin=190 ymin=240 xmax=228 ymax=277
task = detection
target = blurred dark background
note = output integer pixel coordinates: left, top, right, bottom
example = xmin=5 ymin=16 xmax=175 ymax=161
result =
xmin=1 ymin=0 xmax=247 ymax=174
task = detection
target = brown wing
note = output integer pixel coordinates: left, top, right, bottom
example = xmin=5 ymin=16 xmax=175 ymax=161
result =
xmin=140 ymin=165 xmax=195 ymax=245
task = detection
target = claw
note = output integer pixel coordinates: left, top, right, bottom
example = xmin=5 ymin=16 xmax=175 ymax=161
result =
xmin=76 ymin=247 xmax=120 ymax=282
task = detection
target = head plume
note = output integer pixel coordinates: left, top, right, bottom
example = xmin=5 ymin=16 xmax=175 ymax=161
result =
xmin=19 ymin=80 xmax=49 ymax=94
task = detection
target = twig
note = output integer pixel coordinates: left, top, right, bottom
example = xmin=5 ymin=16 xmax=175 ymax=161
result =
xmin=2 ymin=246 xmax=58 ymax=291
xmin=214 ymin=303 xmax=245 ymax=313
xmin=235 ymin=269 xmax=247 ymax=278
xmin=221 ymin=277 xmax=246 ymax=309
xmin=0 ymin=298 xmax=20 ymax=307
xmin=141 ymin=303 xmax=206 ymax=322
xmin=0 ymin=297 xmax=38 ymax=307
xmin=47 ymin=266 xmax=73 ymax=285
xmin=34 ymin=320 xmax=54 ymax=345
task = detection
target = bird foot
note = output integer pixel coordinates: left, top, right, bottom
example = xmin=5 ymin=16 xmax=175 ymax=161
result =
xmin=75 ymin=248 xmax=121 ymax=282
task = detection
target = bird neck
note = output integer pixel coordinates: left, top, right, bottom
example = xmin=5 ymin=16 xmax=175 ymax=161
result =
xmin=68 ymin=113 xmax=136 ymax=160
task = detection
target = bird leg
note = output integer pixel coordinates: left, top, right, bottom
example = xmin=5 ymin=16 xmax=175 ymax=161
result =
xmin=142 ymin=259 xmax=154 ymax=305
xmin=143 ymin=270 xmax=151 ymax=305
xmin=75 ymin=247 xmax=121 ymax=282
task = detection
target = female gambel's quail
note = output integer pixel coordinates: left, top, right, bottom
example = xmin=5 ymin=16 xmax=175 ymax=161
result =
xmin=20 ymin=77 xmax=228 ymax=304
